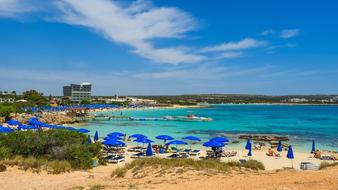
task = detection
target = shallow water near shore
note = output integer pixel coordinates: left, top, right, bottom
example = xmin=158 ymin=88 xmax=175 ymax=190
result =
xmin=79 ymin=104 xmax=338 ymax=152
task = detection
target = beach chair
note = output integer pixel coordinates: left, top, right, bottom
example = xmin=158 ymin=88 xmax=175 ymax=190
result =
xmin=167 ymin=153 xmax=182 ymax=158
xmin=108 ymin=156 xmax=125 ymax=164
xmin=131 ymin=152 xmax=148 ymax=158
xmin=189 ymin=149 xmax=201 ymax=156
xmin=228 ymin=151 xmax=237 ymax=157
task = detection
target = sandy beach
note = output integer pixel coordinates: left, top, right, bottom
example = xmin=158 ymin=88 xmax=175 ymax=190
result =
xmin=0 ymin=147 xmax=337 ymax=190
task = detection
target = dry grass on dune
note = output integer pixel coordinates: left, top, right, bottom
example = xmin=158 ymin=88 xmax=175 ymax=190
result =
xmin=111 ymin=157 xmax=264 ymax=178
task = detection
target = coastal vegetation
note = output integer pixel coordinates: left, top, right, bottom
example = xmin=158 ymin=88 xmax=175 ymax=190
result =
xmin=111 ymin=157 xmax=264 ymax=178
xmin=319 ymin=161 xmax=338 ymax=170
xmin=136 ymin=94 xmax=338 ymax=104
xmin=0 ymin=130 xmax=101 ymax=173
xmin=0 ymin=103 xmax=21 ymax=118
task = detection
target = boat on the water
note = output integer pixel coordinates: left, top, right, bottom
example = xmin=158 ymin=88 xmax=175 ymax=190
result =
xmin=163 ymin=112 xmax=212 ymax=122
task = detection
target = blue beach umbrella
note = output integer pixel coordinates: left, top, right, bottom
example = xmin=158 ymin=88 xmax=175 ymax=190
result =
xmin=7 ymin=119 xmax=21 ymax=126
xmin=166 ymin=140 xmax=188 ymax=151
xmin=0 ymin=126 xmax=13 ymax=133
xmin=183 ymin=136 xmax=201 ymax=149
xmin=287 ymin=145 xmax=294 ymax=168
xmin=87 ymin=135 xmax=92 ymax=144
xmin=203 ymin=141 xmax=224 ymax=148
xmin=108 ymin=132 xmax=125 ymax=137
xmin=94 ymin=131 xmax=99 ymax=141
xmin=277 ymin=141 xmax=283 ymax=152
xmin=247 ymin=142 xmax=252 ymax=157
xmin=156 ymin=135 xmax=174 ymax=144
xmin=104 ymin=136 xmax=123 ymax=141
xmin=311 ymin=140 xmax=316 ymax=153
xmin=102 ymin=139 xmax=125 ymax=147
xmin=210 ymin=137 xmax=230 ymax=143
xmin=77 ymin=128 xmax=90 ymax=133
xmin=129 ymin=134 xmax=147 ymax=139
xmin=18 ymin=125 xmax=39 ymax=130
xmin=165 ymin=140 xmax=188 ymax=146
xmin=245 ymin=139 xmax=251 ymax=150
xmin=182 ymin=136 xmax=201 ymax=141
xmin=134 ymin=138 xmax=154 ymax=144
xmin=146 ymin=143 xmax=153 ymax=156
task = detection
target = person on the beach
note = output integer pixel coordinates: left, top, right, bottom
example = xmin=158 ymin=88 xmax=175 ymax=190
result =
xmin=267 ymin=148 xmax=277 ymax=156
xmin=314 ymin=150 xmax=321 ymax=159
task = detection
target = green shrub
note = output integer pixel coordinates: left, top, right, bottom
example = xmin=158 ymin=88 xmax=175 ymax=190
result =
xmin=0 ymin=130 xmax=101 ymax=170
xmin=0 ymin=164 xmax=6 ymax=172
xmin=0 ymin=147 xmax=12 ymax=160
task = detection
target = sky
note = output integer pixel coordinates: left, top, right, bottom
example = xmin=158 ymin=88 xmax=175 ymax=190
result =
xmin=0 ymin=0 xmax=338 ymax=96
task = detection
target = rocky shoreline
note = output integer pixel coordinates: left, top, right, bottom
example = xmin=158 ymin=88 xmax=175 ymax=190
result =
xmin=8 ymin=112 xmax=77 ymax=125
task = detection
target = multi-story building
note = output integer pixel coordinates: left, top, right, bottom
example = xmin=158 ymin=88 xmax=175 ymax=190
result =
xmin=63 ymin=82 xmax=92 ymax=103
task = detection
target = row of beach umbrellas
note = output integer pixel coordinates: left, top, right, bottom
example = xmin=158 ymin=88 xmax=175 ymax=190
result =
xmin=3 ymin=118 xmax=91 ymax=134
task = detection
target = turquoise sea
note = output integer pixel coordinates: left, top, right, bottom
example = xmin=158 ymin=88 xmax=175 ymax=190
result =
xmin=79 ymin=105 xmax=338 ymax=152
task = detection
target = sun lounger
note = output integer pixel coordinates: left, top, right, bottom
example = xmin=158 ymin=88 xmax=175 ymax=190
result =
xmin=189 ymin=149 xmax=201 ymax=156
xmin=130 ymin=152 xmax=147 ymax=158
xmin=167 ymin=153 xmax=189 ymax=159
xmin=108 ymin=156 xmax=125 ymax=164
xmin=321 ymin=155 xmax=332 ymax=160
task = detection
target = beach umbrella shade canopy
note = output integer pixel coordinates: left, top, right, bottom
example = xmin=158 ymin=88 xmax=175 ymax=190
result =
xmin=94 ymin=131 xmax=99 ymax=141
xmin=18 ymin=125 xmax=39 ymax=130
xmin=102 ymin=139 xmax=125 ymax=147
xmin=311 ymin=140 xmax=316 ymax=153
xmin=287 ymin=145 xmax=294 ymax=159
xmin=104 ymin=136 xmax=123 ymax=141
xmin=108 ymin=132 xmax=125 ymax=137
xmin=65 ymin=127 xmax=77 ymax=131
xmin=7 ymin=119 xmax=21 ymax=126
xmin=129 ymin=134 xmax=147 ymax=139
xmin=247 ymin=142 xmax=252 ymax=156
xmin=0 ymin=126 xmax=13 ymax=133
xmin=245 ymin=139 xmax=251 ymax=150
xmin=155 ymin=135 xmax=174 ymax=141
xmin=287 ymin=145 xmax=295 ymax=168
xmin=87 ymin=135 xmax=92 ymax=144
xmin=210 ymin=137 xmax=230 ymax=143
xmin=146 ymin=143 xmax=153 ymax=156
xmin=134 ymin=138 xmax=154 ymax=144
xmin=165 ymin=140 xmax=188 ymax=146
xmin=183 ymin=136 xmax=201 ymax=149
xmin=203 ymin=141 xmax=224 ymax=148
xmin=277 ymin=141 xmax=283 ymax=152
xmin=182 ymin=136 xmax=201 ymax=141
xmin=77 ymin=128 xmax=90 ymax=133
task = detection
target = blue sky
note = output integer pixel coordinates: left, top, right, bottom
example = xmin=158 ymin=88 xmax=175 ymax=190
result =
xmin=0 ymin=0 xmax=338 ymax=96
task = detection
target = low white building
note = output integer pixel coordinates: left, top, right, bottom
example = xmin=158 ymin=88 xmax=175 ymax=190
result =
xmin=288 ymin=98 xmax=308 ymax=103
xmin=0 ymin=97 xmax=15 ymax=103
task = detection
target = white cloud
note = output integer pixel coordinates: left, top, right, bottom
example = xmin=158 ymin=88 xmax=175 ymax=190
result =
xmin=0 ymin=0 xmax=35 ymax=17
xmin=133 ymin=64 xmax=270 ymax=80
xmin=54 ymin=0 xmax=205 ymax=65
xmin=280 ymin=29 xmax=300 ymax=39
xmin=200 ymin=38 xmax=268 ymax=53
xmin=220 ymin=52 xmax=242 ymax=59
xmin=260 ymin=29 xmax=276 ymax=36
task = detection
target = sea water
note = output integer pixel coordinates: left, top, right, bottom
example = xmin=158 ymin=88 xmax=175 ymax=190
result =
xmin=79 ymin=105 xmax=338 ymax=152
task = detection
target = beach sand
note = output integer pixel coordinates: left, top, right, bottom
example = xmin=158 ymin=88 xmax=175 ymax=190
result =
xmin=0 ymin=148 xmax=337 ymax=190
